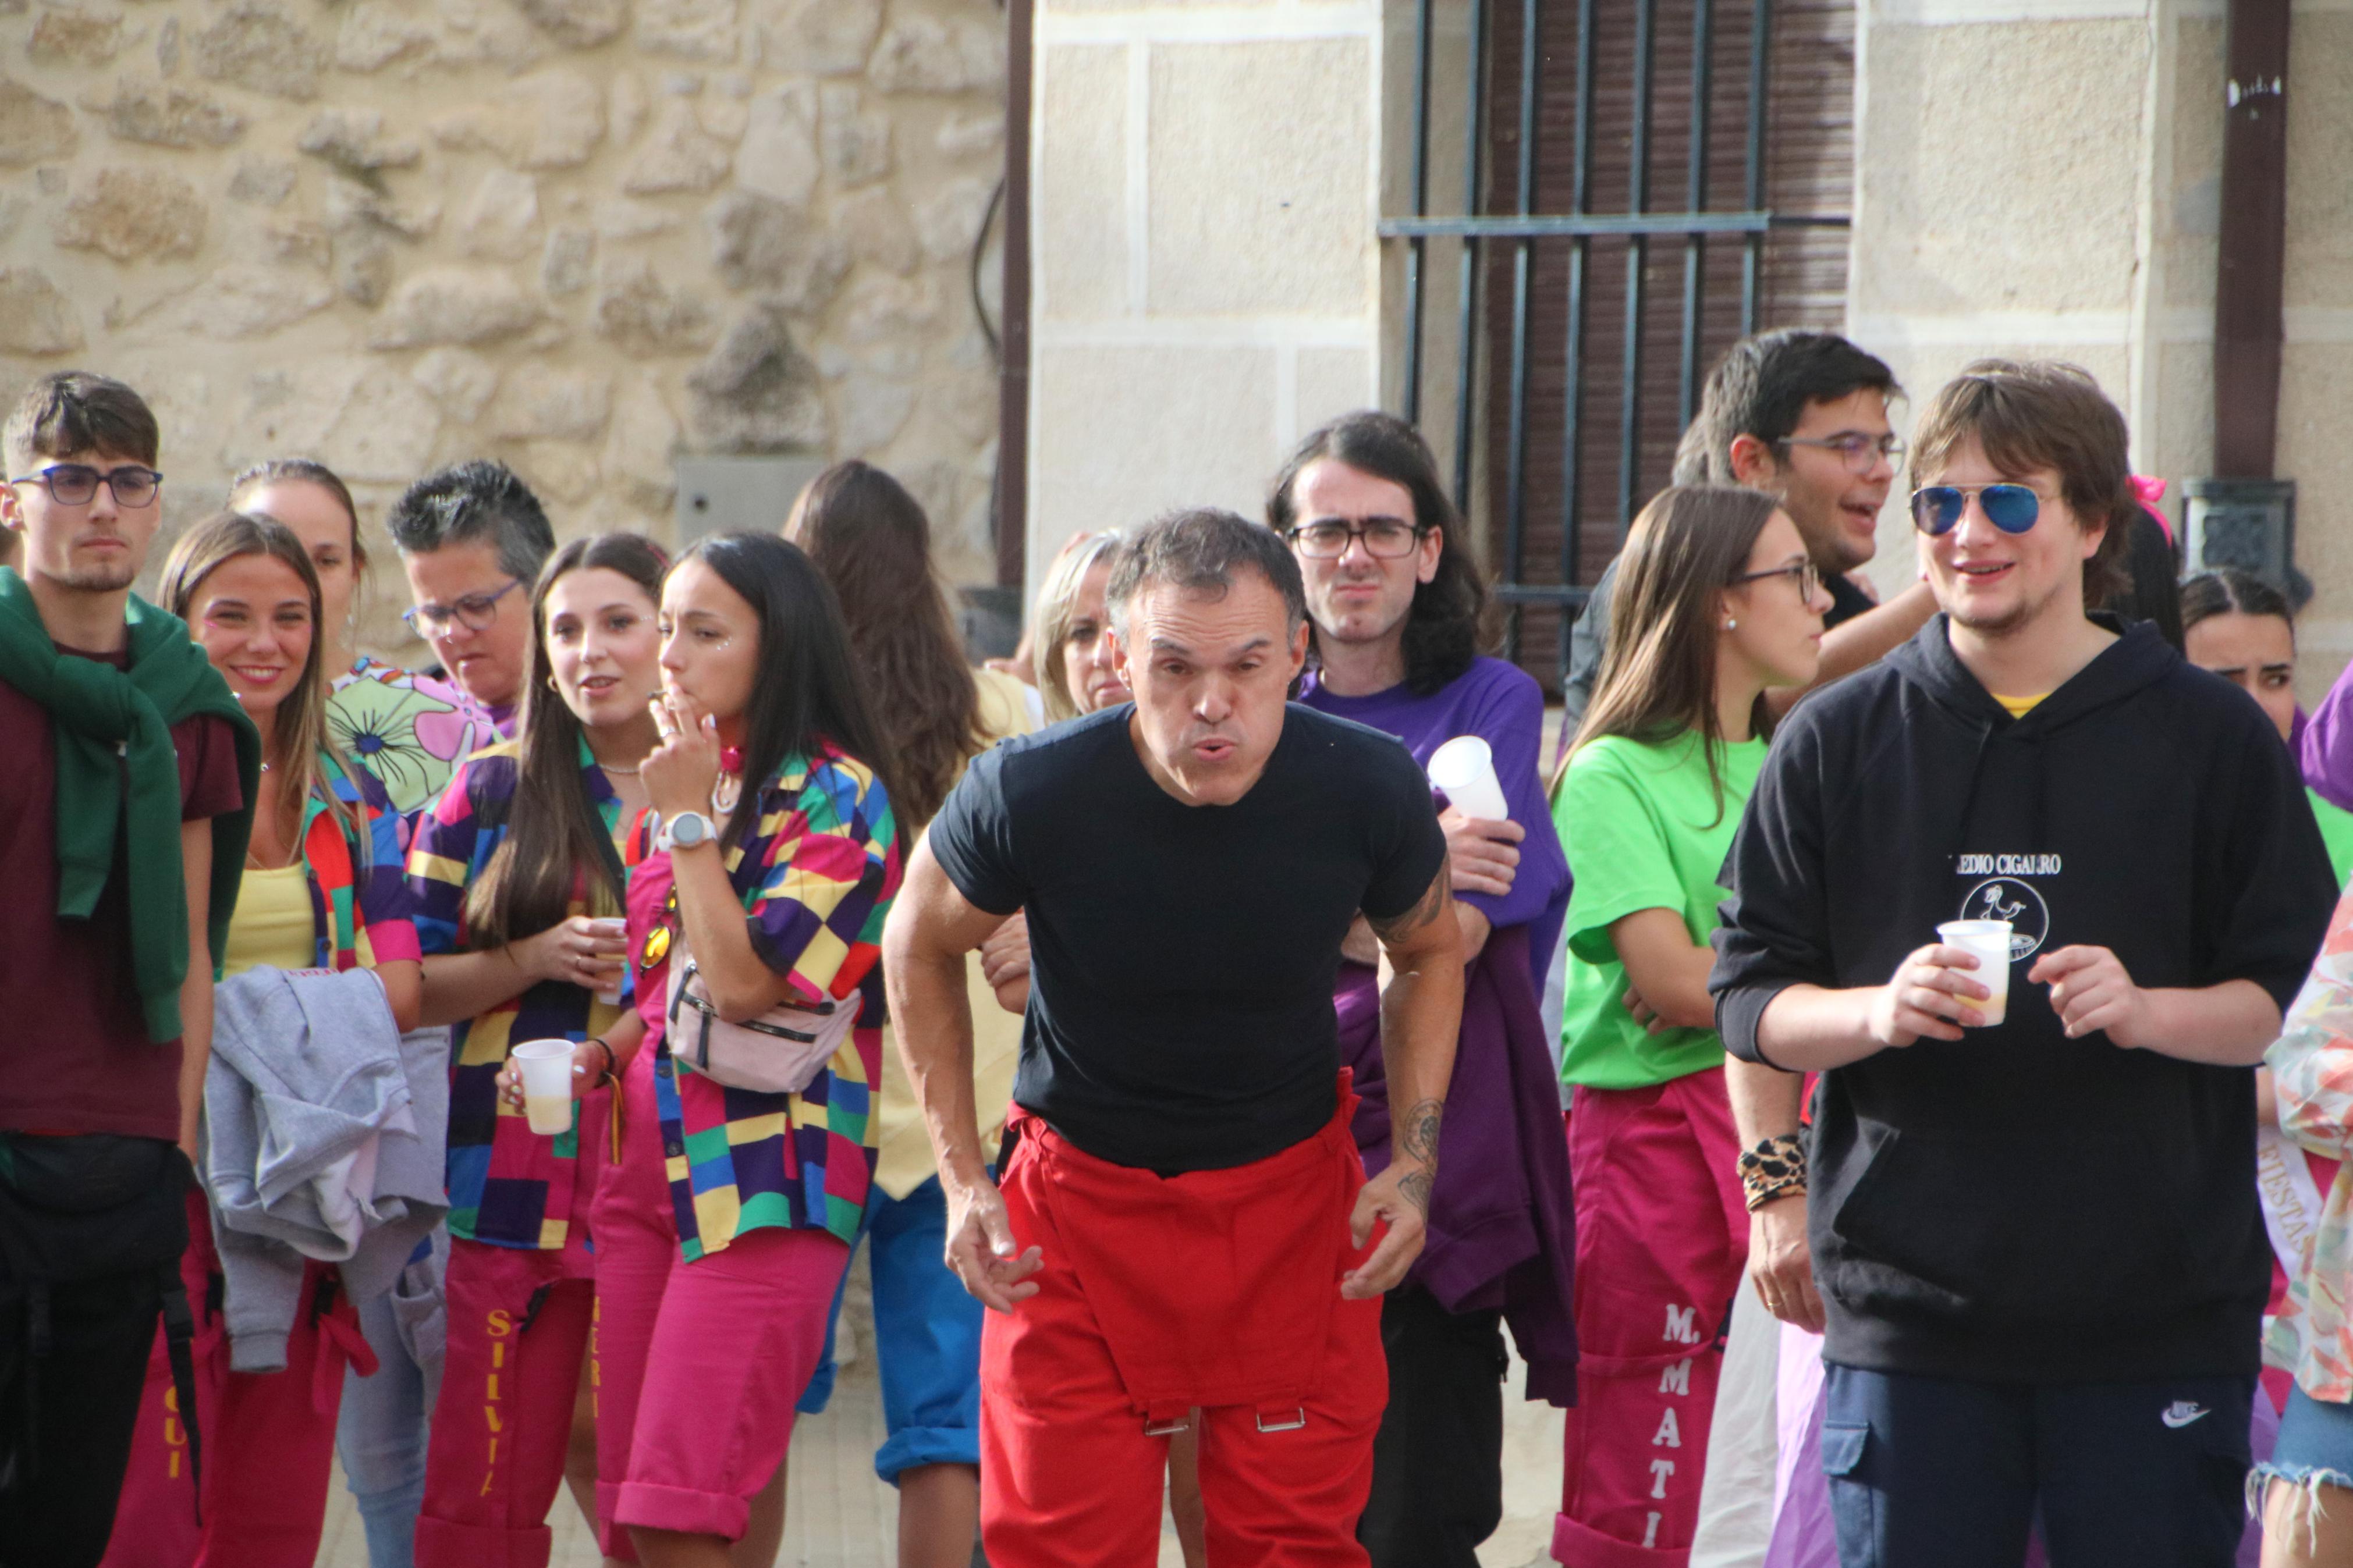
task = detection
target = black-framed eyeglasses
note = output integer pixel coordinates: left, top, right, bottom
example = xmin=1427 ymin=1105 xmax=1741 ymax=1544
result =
xmin=1727 ymin=560 xmax=1822 ymax=601
xmin=8 ymin=464 xmax=163 ymax=508
xmin=402 ymin=578 xmax=522 ymax=636
xmin=1286 ymin=516 xmax=1428 ymax=559
xmin=1777 ymin=433 xmax=1906 ymax=474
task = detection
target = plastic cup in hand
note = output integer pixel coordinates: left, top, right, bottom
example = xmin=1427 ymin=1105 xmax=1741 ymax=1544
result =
xmin=590 ymin=917 xmax=629 ymax=1006
xmin=1428 ymin=735 xmax=1510 ymax=822
xmin=511 ymin=1040 xmax=577 ymax=1135
xmin=1935 ymin=920 xmax=2013 ymax=1027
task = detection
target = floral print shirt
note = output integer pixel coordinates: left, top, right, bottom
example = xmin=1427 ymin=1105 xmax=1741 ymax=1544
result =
xmin=2267 ymin=886 xmax=2353 ymax=1399
xmin=331 ymin=656 xmax=510 ymax=819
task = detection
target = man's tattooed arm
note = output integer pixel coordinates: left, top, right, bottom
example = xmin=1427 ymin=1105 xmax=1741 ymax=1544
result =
xmin=1367 ymin=852 xmax=1453 ymax=946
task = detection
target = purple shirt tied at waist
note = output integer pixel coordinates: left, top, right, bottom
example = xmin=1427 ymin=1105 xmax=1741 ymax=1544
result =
xmin=1303 ymin=656 xmax=1578 ymax=1404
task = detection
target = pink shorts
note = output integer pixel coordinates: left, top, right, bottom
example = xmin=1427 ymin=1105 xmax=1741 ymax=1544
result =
xmin=593 ymin=1048 xmax=849 ymax=1555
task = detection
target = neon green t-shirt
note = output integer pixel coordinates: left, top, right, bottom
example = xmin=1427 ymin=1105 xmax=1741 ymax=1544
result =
xmin=1555 ymin=730 xmax=1767 ymax=1090
xmin=2312 ymin=787 xmax=2353 ymax=892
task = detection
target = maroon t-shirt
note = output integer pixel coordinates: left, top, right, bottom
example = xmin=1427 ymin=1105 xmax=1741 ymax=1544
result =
xmin=0 ymin=645 xmax=244 ymax=1141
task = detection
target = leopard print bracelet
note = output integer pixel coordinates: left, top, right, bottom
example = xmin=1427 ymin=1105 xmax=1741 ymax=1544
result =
xmin=1738 ymin=1132 xmax=1808 ymax=1213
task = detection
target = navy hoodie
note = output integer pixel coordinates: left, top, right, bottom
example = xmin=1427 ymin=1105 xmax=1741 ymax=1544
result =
xmin=1710 ymin=615 xmax=2336 ymax=1382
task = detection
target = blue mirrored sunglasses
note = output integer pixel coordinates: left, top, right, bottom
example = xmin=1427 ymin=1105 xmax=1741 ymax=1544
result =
xmin=1911 ymin=483 xmax=2042 ymax=536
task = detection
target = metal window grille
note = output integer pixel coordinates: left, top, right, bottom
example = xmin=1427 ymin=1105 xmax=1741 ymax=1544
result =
xmin=1386 ymin=0 xmax=1855 ymax=690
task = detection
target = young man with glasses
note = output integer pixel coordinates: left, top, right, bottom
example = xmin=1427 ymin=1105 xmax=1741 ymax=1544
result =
xmin=1709 ymin=360 xmax=2335 ymax=1567
xmin=0 ymin=372 xmax=258 ymax=1565
xmin=1269 ymin=413 xmax=1576 ymax=1568
xmin=386 ymin=459 xmax=556 ymax=735
xmin=1564 ymin=329 xmax=1928 ymax=734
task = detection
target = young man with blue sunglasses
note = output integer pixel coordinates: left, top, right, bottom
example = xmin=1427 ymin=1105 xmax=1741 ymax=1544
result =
xmin=1710 ymin=359 xmax=2336 ymax=1567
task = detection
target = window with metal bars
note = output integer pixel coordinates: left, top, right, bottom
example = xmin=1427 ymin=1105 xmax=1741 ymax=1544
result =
xmin=1385 ymin=0 xmax=1855 ymax=692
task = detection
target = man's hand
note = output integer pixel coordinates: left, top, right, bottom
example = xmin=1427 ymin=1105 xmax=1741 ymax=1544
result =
xmin=1866 ymin=943 xmax=1989 ymax=1046
xmin=942 ymin=1173 xmax=1045 ymax=1313
xmin=1441 ymin=807 xmax=1524 ymax=897
xmin=2029 ymin=945 xmax=2151 ymax=1044
xmin=1747 ymin=1194 xmax=1823 ymax=1331
xmin=980 ymin=913 xmax=1032 ymax=1014
xmin=1342 ymin=1161 xmax=1429 ymax=1299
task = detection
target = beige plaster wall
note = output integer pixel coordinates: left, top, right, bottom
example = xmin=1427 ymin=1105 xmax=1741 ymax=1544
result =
xmin=1851 ymin=0 xmax=2353 ymax=703
xmin=0 ymin=0 xmax=1009 ymax=660
xmin=1024 ymin=1 xmax=1385 ymax=605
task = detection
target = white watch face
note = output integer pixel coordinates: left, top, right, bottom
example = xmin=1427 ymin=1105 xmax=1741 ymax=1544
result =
xmin=670 ymin=812 xmax=710 ymax=847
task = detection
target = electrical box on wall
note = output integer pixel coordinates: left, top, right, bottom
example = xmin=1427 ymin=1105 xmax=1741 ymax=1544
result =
xmin=673 ymin=456 xmax=829 ymax=545
xmin=2182 ymin=477 xmax=2308 ymax=607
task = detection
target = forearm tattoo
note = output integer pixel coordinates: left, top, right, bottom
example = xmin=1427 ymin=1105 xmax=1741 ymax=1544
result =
xmin=1367 ymin=854 xmax=1452 ymax=947
xmin=1397 ymin=1167 xmax=1433 ymax=1214
xmin=1399 ymin=1098 xmax=1443 ymax=1167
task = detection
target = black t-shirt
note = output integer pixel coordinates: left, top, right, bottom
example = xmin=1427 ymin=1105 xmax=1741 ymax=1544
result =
xmin=928 ymin=703 xmax=1449 ymax=1172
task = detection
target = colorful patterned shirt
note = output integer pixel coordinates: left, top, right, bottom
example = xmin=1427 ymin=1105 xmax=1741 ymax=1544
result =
xmin=303 ymin=755 xmax=423 ymax=973
xmin=408 ymin=738 xmax=635 ymax=1250
xmin=2268 ymin=886 xmax=2353 ymax=1399
xmin=645 ymin=740 xmax=900 ymax=1260
xmin=331 ymin=656 xmax=509 ymax=819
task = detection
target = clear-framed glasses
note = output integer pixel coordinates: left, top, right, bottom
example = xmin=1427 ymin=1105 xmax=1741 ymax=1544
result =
xmin=8 ymin=463 xmax=163 ymax=508
xmin=1727 ymin=559 xmax=1823 ymax=602
xmin=1778 ymin=433 xmax=1907 ymax=474
xmin=402 ymin=577 xmax=522 ymax=637
xmin=1286 ymin=516 xmax=1428 ymax=559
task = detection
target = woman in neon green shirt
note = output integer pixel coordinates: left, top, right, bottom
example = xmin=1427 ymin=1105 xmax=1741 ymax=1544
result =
xmin=1547 ymin=485 xmax=1830 ymax=1560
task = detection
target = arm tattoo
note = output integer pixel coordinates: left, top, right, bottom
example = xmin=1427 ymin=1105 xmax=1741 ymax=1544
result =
xmin=1398 ymin=1098 xmax=1443 ymax=1167
xmin=1397 ymin=1167 xmax=1433 ymax=1214
xmin=1367 ymin=853 xmax=1452 ymax=947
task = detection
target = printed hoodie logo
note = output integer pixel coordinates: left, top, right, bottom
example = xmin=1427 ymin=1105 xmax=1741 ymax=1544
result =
xmin=2160 ymin=1401 xmax=2210 ymax=1429
xmin=1958 ymin=877 xmax=2050 ymax=960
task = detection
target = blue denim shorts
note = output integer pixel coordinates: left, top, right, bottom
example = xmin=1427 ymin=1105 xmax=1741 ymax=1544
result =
xmin=2251 ymin=1384 xmax=2353 ymax=1545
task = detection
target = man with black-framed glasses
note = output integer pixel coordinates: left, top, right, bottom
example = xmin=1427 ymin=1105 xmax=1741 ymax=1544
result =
xmin=0 ymin=371 xmax=257 ymax=1566
xmin=1270 ymin=412 xmax=1577 ymax=1568
xmin=386 ymin=460 xmax=555 ymax=734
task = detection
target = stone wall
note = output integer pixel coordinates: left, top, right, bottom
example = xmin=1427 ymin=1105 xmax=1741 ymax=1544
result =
xmin=1850 ymin=0 xmax=2353 ymax=703
xmin=1024 ymin=0 xmax=1385 ymax=602
xmin=0 ymin=0 xmax=1008 ymax=657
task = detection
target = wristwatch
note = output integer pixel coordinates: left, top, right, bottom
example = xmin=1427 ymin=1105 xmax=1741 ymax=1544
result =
xmin=658 ymin=810 xmax=717 ymax=853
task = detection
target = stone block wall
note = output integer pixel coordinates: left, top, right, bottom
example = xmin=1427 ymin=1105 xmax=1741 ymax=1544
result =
xmin=0 ymin=0 xmax=1008 ymax=657
xmin=1851 ymin=0 xmax=2353 ymax=702
xmin=1025 ymin=1 xmax=1385 ymax=602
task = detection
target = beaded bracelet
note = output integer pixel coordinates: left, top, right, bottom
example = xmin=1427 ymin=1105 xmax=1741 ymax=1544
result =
xmin=1738 ymin=1132 xmax=1808 ymax=1212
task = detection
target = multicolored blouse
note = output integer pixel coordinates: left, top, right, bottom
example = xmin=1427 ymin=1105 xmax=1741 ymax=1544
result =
xmin=408 ymin=738 xmax=635 ymax=1251
xmin=304 ymin=753 xmax=424 ymax=973
xmin=2267 ymin=886 xmax=2353 ymax=1400
xmin=642 ymin=739 xmax=901 ymax=1261
xmin=331 ymin=656 xmax=511 ymax=819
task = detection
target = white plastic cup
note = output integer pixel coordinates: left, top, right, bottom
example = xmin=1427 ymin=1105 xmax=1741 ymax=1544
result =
xmin=1428 ymin=735 xmax=1510 ymax=823
xmin=511 ymin=1040 xmax=577 ymax=1135
xmin=590 ymin=917 xmax=629 ymax=1007
xmin=1935 ymin=920 xmax=2013 ymax=1027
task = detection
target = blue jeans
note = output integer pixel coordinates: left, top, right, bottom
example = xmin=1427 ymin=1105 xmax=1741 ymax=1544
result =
xmin=335 ymin=1288 xmax=433 ymax=1568
xmin=1820 ymin=1363 xmax=2252 ymax=1568
xmin=801 ymin=1174 xmax=988 ymax=1484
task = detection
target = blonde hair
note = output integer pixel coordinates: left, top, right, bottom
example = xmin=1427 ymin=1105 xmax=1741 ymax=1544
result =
xmin=1033 ymin=531 xmax=1124 ymax=723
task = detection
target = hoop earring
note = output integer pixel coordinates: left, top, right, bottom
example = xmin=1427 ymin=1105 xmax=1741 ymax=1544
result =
xmin=546 ymin=674 xmax=559 ymax=691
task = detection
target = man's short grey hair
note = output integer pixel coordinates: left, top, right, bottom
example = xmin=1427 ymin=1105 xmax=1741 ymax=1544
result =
xmin=385 ymin=458 xmax=555 ymax=584
xmin=1105 ymin=508 xmax=1307 ymax=637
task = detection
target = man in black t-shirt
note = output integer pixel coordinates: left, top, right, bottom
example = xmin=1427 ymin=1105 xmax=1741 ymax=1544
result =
xmin=884 ymin=509 xmax=1463 ymax=1567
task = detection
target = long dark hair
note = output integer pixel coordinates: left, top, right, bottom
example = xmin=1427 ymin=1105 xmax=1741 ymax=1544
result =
xmin=785 ymin=461 xmax=979 ymax=826
xmin=676 ymin=532 xmax=898 ymax=851
xmin=464 ymin=532 xmax=669 ymax=946
xmin=1267 ymin=411 xmax=1490 ymax=695
xmin=1560 ymin=486 xmax=1783 ymax=816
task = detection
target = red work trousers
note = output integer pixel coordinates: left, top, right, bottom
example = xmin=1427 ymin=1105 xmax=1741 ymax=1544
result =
xmin=413 ymin=1237 xmax=595 ymax=1568
xmin=1555 ymin=1070 xmax=1748 ymax=1568
xmin=979 ymin=1086 xmax=1387 ymax=1568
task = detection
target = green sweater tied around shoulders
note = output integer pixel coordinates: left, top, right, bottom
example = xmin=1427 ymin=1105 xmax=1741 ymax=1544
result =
xmin=0 ymin=569 xmax=259 ymax=1042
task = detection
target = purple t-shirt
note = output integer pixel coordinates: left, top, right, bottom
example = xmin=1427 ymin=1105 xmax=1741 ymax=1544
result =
xmin=1300 ymin=655 xmax=1570 ymax=970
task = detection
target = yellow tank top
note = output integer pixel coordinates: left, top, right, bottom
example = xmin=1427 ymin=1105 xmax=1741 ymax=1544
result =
xmin=223 ymin=863 xmax=315 ymax=976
